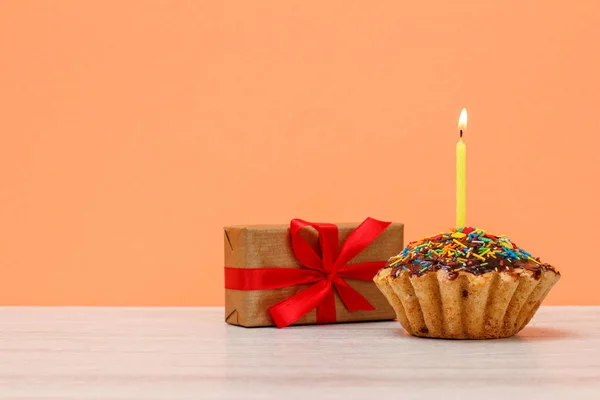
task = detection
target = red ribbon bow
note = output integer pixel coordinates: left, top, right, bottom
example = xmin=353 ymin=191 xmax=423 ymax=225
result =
xmin=225 ymin=218 xmax=391 ymax=328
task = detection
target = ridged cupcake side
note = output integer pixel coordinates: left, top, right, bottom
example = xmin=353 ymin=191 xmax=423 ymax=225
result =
xmin=374 ymin=268 xmax=560 ymax=339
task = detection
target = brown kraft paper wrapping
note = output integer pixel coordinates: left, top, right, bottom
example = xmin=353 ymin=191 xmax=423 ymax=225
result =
xmin=224 ymin=222 xmax=404 ymax=327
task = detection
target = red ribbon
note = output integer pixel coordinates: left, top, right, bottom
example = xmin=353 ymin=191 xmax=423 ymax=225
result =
xmin=225 ymin=218 xmax=391 ymax=328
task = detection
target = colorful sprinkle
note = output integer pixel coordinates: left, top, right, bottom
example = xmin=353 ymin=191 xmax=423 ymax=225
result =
xmin=385 ymin=227 xmax=559 ymax=277
xmin=453 ymin=239 xmax=467 ymax=248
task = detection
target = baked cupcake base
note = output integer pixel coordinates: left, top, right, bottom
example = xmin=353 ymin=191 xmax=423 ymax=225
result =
xmin=374 ymin=268 xmax=560 ymax=339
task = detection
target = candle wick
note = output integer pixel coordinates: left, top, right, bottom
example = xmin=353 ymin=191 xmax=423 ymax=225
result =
xmin=460 ymin=130 xmax=463 ymax=138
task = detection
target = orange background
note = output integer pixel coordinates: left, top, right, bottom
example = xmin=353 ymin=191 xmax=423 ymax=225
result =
xmin=1 ymin=1 xmax=598 ymax=306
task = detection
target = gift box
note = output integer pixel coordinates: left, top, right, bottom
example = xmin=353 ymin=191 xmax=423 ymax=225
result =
xmin=224 ymin=218 xmax=404 ymax=327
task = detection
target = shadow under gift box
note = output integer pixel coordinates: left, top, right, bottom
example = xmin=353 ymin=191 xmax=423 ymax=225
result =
xmin=224 ymin=222 xmax=404 ymax=327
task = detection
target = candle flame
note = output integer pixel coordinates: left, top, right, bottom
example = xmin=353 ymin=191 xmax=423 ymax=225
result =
xmin=458 ymin=108 xmax=468 ymax=132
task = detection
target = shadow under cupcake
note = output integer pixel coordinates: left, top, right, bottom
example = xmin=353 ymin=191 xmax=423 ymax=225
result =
xmin=374 ymin=227 xmax=560 ymax=339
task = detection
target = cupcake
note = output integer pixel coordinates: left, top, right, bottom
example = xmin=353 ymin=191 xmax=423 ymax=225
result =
xmin=374 ymin=227 xmax=560 ymax=339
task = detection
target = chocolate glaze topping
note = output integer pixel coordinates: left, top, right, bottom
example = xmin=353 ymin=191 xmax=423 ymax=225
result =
xmin=385 ymin=227 xmax=559 ymax=280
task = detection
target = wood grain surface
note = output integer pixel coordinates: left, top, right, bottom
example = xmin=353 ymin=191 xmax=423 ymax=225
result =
xmin=0 ymin=307 xmax=598 ymax=399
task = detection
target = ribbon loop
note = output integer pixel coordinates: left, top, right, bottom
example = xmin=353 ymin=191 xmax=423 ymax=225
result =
xmin=333 ymin=217 xmax=391 ymax=269
xmin=289 ymin=219 xmax=324 ymax=271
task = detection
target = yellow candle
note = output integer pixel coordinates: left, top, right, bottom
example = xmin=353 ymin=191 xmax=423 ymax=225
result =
xmin=456 ymin=108 xmax=467 ymax=228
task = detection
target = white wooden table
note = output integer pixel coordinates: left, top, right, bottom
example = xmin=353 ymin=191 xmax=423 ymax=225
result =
xmin=0 ymin=307 xmax=598 ymax=399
